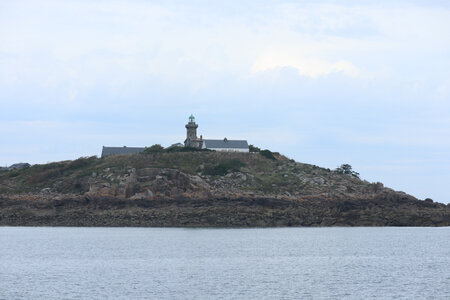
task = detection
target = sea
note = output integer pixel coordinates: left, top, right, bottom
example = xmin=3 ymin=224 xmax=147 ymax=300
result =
xmin=1 ymin=227 xmax=449 ymax=299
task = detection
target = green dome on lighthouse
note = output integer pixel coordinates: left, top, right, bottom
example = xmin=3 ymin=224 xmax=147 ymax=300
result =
xmin=189 ymin=114 xmax=195 ymax=122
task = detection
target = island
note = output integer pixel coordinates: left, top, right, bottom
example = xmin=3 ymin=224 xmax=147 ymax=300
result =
xmin=1 ymin=149 xmax=449 ymax=227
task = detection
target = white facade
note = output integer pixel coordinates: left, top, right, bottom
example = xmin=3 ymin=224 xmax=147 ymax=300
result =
xmin=202 ymin=146 xmax=249 ymax=152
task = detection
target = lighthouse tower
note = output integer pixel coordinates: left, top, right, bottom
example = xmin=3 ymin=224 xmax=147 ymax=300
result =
xmin=184 ymin=114 xmax=202 ymax=148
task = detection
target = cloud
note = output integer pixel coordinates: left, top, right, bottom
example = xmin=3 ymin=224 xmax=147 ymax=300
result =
xmin=1 ymin=0 xmax=449 ymax=94
xmin=1 ymin=0 xmax=450 ymax=203
xmin=436 ymin=78 xmax=450 ymax=101
xmin=251 ymin=50 xmax=360 ymax=78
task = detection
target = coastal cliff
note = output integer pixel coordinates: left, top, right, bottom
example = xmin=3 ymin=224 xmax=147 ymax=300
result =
xmin=1 ymin=152 xmax=449 ymax=226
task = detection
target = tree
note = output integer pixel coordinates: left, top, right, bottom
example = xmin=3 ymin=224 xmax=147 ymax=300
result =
xmin=145 ymin=144 xmax=164 ymax=153
xmin=259 ymin=149 xmax=276 ymax=160
xmin=335 ymin=164 xmax=360 ymax=178
xmin=249 ymin=144 xmax=261 ymax=153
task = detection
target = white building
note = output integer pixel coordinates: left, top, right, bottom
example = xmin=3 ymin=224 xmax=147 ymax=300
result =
xmin=184 ymin=115 xmax=249 ymax=152
xmin=202 ymin=138 xmax=249 ymax=152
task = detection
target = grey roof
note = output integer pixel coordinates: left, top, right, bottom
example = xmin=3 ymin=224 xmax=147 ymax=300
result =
xmin=203 ymin=139 xmax=249 ymax=149
xmin=101 ymin=146 xmax=146 ymax=158
xmin=6 ymin=163 xmax=31 ymax=170
xmin=0 ymin=163 xmax=31 ymax=171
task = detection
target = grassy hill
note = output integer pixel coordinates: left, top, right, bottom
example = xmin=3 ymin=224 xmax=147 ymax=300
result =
xmin=1 ymin=151 xmax=368 ymax=195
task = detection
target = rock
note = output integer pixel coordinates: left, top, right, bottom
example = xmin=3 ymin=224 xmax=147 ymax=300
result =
xmin=99 ymin=187 xmax=116 ymax=197
xmin=313 ymin=177 xmax=325 ymax=185
xmin=1 ymin=152 xmax=449 ymax=227
xmin=118 ymin=181 xmax=126 ymax=187
xmin=334 ymin=185 xmax=347 ymax=193
xmin=125 ymin=169 xmax=137 ymax=184
xmin=129 ymin=189 xmax=154 ymax=200
xmin=40 ymin=188 xmax=51 ymax=194
xmin=144 ymin=189 xmax=153 ymax=198
xmin=189 ymin=175 xmax=210 ymax=189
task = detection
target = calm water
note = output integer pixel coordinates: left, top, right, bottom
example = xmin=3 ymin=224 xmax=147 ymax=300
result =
xmin=1 ymin=227 xmax=449 ymax=299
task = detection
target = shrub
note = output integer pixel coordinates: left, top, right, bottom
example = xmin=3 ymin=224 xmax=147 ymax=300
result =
xmin=335 ymin=164 xmax=360 ymax=178
xmin=145 ymin=144 xmax=164 ymax=153
xmin=29 ymin=168 xmax=62 ymax=183
xmin=258 ymin=174 xmax=286 ymax=192
xmin=204 ymin=159 xmax=246 ymax=176
xmin=249 ymin=144 xmax=261 ymax=153
xmin=165 ymin=146 xmax=213 ymax=153
xmin=34 ymin=162 xmax=61 ymax=171
xmin=8 ymin=170 xmax=20 ymax=178
xmin=259 ymin=149 xmax=276 ymax=160
xmin=66 ymin=156 xmax=98 ymax=171
xmin=165 ymin=146 xmax=189 ymax=153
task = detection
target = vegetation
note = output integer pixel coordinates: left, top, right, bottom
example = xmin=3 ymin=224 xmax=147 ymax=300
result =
xmin=2 ymin=149 xmax=447 ymax=228
xmin=0 ymin=156 xmax=101 ymax=194
xmin=145 ymin=144 xmax=213 ymax=154
xmin=249 ymin=144 xmax=261 ymax=152
xmin=249 ymin=145 xmax=276 ymax=160
xmin=165 ymin=146 xmax=212 ymax=153
xmin=259 ymin=149 xmax=276 ymax=160
xmin=144 ymin=144 xmax=164 ymax=153
xmin=0 ymin=150 xmax=371 ymax=198
xmin=203 ymin=159 xmax=246 ymax=176
xmin=335 ymin=164 xmax=360 ymax=178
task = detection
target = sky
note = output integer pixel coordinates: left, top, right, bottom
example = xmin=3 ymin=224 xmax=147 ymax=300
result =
xmin=1 ymin=0 xmax=449 ymax=203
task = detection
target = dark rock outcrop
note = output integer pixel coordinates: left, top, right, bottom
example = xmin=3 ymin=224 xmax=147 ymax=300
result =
xmin=0 ymin=193 xmax=448 ymax=227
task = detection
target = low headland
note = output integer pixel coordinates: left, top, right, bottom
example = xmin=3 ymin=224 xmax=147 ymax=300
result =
xmin=1 ymin=149 xmax=449 ymax=227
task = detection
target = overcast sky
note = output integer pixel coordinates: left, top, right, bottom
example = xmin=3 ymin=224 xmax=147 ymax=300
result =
xmin=1 ymin=0 xmax=449 ymax=203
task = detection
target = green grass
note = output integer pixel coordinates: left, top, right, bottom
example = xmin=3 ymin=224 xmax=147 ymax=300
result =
xmin=203 ymin=159 xmax=246 ymax=176
xmin=0 ymin=151 xmax=367 ymax=196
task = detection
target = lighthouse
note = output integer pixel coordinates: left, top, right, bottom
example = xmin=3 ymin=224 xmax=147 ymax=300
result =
xmin=184 ymin=114 xmax=202 ymax=148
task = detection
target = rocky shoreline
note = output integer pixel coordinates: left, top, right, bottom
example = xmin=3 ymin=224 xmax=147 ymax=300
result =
xmin=1 ymin=152 xmax=449 ymax=227
xmin=1 ymin=193 xmax=449 ymax=227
